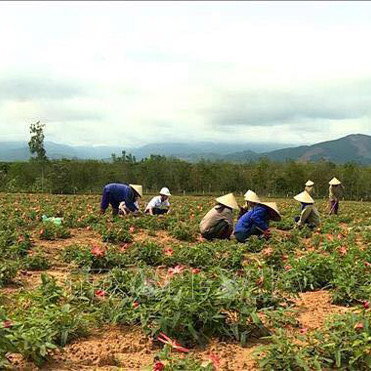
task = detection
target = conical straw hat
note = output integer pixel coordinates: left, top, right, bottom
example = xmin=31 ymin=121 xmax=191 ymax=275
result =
xmin=294 ymin=191 xmax=314 ymax=204
xmin=329 ymin=177 xmax=341 ymax=185
xmin=244 ymin=190 xmax=261 ymax=203
xmin=215 ymin=193 xmax=238 ymax=210
xmin=305 ymin=180 xmax=314 ymax=187
xmin=129 ymin=184 xmax=143 ymax=198
xmin=259 ymin=202 xmax=281 ymax=221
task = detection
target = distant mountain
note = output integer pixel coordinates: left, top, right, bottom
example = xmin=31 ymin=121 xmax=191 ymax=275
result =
xmin=0 ymin=134 xmax=369 ymax=164
xmin=225 ymin=134 xmax=371 ymax=164
xmin=0 ymin=141 xmax=290 ymax=162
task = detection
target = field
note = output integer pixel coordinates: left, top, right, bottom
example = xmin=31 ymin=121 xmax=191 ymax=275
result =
xmin=1 ymin=192 xmax=371 ymax=370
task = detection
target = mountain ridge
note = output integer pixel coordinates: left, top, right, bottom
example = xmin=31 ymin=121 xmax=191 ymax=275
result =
xmin=0 ymin=134 xmax=369 ymax=164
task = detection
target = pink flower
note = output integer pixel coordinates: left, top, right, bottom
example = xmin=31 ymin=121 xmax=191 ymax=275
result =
xmin=91 ymin=245 xmax=106 ymax=258
xmin=354 ymin=322 xmax=364 ymax=330
xmin=364 ymin=262 xmax=371 ymax=267
xmin=284 ymin=265 xmax=292 ymax=271
xmin=132 ymin=301 xmax=139 ymax=309
xmin=129 ymin=226 xmax=135 ymax=233
xmin=299 ymin=327 xmax=308 ymax=334
xmin=168 ymin=265 xmax=185 ymax=277
xmin=153 ymin=361 xmax=165 ymax=371
xmin=3 ymin=320 xmax=12 ymax=328
xmin=157 ymin=332 xmax=190 ymax=353
xmin=191 ymin=268 xmax=201 ymax=274
xmin=164 ymin=248 xmax=174 ymax=256
xmin=208 ymin=352 xmax=220 ymax=369
xmin=339 ymin=246 xmax=347 ymax=256
xmin=95 ymin=289 xmax=106 ymax=298
xmin=364 ymin=301 xmax=370 ymax=309
xmin=121 ymin=243 xmax=131 ymax=252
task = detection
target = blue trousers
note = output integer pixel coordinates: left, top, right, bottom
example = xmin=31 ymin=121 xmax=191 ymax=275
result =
xmin=100 ymin=186 xmax=120 ymax=213
xmin=234 ymin=225 xmax=262 ymax=243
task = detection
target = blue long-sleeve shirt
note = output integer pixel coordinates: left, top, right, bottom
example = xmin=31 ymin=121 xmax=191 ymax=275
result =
xmin=103 ymin=183 xmax=138 ymax=212
xmin=234 ymin=205 xmax=269 ymax=235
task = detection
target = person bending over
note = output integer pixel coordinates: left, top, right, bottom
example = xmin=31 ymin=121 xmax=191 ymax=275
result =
xmin=293 ymin=191 xmax=320 ymax=229
xmin=100 ymin=183 xmax=142 ymax=216
xmin=234 ymin=201 xmax=281 ymax=242
xmin=199 ymin=193 xmax=238 ymax=241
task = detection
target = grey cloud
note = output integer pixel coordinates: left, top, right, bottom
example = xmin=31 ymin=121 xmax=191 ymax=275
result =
xmin=210 ymin=79 xmax=371 ymax=127
xmin=0 ymin=75 xmax=85 ymax=101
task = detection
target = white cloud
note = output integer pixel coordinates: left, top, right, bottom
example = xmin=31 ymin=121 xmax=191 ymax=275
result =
xmin=0 ymin=1 xmax=370 ymax=147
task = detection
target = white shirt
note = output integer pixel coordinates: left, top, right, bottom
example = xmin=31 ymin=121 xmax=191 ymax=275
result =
xmin=145 ymin=196 xmax=170 ymax=211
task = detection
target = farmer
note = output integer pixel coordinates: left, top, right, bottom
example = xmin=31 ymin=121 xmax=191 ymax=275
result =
xmin=329 ymin=177 xmax=344 ymax=215
xmin=238 ymin=190 xmax=261 ymax=219
xmin=100 ymin=183 xmax=143 ymax=216
xmin=199 ymin=193 xmax=238 ymax=240
xmin=234 ymin=201 xmax=281 ymax=242
xmin=304 ymin=180 xmax=315 ymax=195
xmin=145 ymin=187 xmax=171 ymax=215
xmin=293 ymin=191 xmax=320 ymax=229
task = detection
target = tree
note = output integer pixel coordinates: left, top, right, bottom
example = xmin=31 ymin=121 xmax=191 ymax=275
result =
xmin=28 ymin=121 xmax=48 ymax=161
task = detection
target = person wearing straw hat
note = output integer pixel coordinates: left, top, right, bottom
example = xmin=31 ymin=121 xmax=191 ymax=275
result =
xmin=293 ymin=191 xmax=320 ymax=229
xmin=238 ymin=190 xmax=261 ymax=219
xmin=100 ymin=183 xmax=143 ymax=216
xmin=234 ymin=201 xmax=281 ymax=242
xmin=328 ymin=177 xmax=344 ymax=215
xmin=145 ymin=187 xmax=171 ymax=215
xmin=200 ymin=193 xmax=238 ymax=240
xmin=304 ymin=180 xmax=315 ymax=195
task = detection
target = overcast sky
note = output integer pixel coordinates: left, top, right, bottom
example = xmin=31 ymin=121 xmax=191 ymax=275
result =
xmin=0 ymin=1 xmax=370 ymax=147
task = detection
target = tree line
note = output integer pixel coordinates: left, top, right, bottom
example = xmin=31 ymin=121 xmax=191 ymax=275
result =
xmin=0 ymin=155 xmax=370 ymax=200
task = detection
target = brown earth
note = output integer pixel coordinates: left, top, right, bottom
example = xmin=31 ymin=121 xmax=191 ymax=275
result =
xmin=3 ymin=229 xmax=353 ymax=371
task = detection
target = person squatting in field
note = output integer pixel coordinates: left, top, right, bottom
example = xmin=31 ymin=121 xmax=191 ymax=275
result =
xmin=144 ymin=187 xmax=171 ymax=215
xmin=304 ymin=180 xmax=315 ymax=195
xmin=100 ymin=183 xmax=143 ymax=216
xmin=329 ymin=177 xmax=344 ymax=215
xmin=234 ymin=200 xmax=281 ymax=242
xmin=293 ymin=191 xmax=320 ymax=229
xmin=199 ymin=193 xmax=239 ymax=240
xmin=238 ymin=190 xmax=261 ymax=219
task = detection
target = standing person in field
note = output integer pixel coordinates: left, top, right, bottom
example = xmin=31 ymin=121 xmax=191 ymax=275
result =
xmin=329 ymin=177 xmax=344 ymax=215
xmin=293 ymin=191 xmax=320 ymax=229
xmin=100 ymin=183 xmax=143 ymax=216
xmin=144 ymin=187 xmax=171 ymax=215
xmin=234 ymin=201 xmax=281 ymax=242
xmin=238 ymin=190 xmax=261 ymax=219
xmin=304 ymin=180 xmax=315 ymax=195
xmin=200 ymin=193 xmax=238 ymax=240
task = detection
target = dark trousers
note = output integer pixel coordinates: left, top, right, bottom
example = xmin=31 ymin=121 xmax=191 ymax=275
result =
xmin=100 ymin=187 xmax=119 ymax=214
xmin=202 ymin=220 xmax=232 ymax=241
xmin=152 ymin=208 xmax=168 ymax=215
xmin=330 ymin=200 xmax=339 ymax=215
xmin=234 ymin=225 xmax=262 ymax=243
xmin=294 ymin=216 xmax=316 ymax=230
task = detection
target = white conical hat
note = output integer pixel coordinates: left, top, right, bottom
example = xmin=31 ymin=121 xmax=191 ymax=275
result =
xmin=305 ymin=180 xmax=314 ymax=186
xmin=215 ymin=193 xmax=238 ymax=210
xmin=329 ymin=177 xmax=341 ymax=185
xmin=244 ymin=190 xmax=261 ymax=203
xmin=129 ymin=184 xmax=143 ymax=198
xmin=159 ymin=187 xmax=171 ymax=196
xmin=294 ymin=191 xmax=314 ymax=204
xmin=259 ymin=202 xmax=281 ymax=221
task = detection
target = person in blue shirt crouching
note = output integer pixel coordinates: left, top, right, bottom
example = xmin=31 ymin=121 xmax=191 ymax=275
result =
xmin=234 ymin=201 xmax=281 ymax=242
xmin=100 ymin=183 xmax=143 ymax=216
